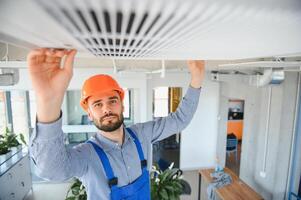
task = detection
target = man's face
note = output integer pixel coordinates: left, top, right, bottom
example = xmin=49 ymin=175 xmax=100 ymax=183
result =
xmin=87 ymin=91 xmax=124 ymax=132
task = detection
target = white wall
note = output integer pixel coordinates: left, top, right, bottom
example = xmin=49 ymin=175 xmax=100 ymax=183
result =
xmin=218 ymin=72 xmax=299 ymax=199
xmin=181 ymin=77 xmax=219 ymax=170
xmin=147 ymin=72 xmax=220 ymax=170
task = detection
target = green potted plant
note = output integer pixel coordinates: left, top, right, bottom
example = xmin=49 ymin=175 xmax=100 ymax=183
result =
xmin=2 ymin=127 xmax=27 ymax=149
xmin=0 ymin=127 xmax=27 ymax=162
xmin=0 ymin=136 xmax=11 ymax=162
xmin=65 ymin=178 xmax=87 ymax=200
xmin=150 ymin=163 xmax=187 ymax=200
xmin=0 ymin=140 xmax=10 ymax=155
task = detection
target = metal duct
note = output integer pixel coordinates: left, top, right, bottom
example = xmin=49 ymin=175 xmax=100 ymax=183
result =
xmin=211 ymin=69 xmax=285 ymax=87
xmin=252 ymin=69 xmax=285 ymax=87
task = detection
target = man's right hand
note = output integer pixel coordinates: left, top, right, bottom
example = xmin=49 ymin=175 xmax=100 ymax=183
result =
xmin=27 ymin=48 xmax=77 ymax=123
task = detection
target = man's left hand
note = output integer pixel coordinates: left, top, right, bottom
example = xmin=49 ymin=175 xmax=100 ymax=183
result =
xmin=187 ymin=60 xmax=205 ymax=88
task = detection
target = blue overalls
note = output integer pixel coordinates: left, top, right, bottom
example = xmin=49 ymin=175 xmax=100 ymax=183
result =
xmin=87 ymin=128 xmax=151 ymax=200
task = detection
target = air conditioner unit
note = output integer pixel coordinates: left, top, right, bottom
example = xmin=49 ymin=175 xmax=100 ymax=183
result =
xmin=0 ymin=68 xmax=19 ymax=86
xmin=0 ymin=0 xmax=301 ymax=60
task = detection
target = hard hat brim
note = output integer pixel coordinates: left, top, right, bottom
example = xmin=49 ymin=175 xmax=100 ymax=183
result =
xmin=80 ymin=88 xmax=124 ymax=111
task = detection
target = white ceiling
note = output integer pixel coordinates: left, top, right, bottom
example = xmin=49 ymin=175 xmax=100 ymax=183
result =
xmin=1 ymin=42 xmax=301 ymax=74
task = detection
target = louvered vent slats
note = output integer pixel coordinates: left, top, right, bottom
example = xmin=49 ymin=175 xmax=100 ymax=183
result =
xmin=33 ymin=0 xmax=301 ymax=59
xmin=33 ymin=0 xmax=197 ymax=57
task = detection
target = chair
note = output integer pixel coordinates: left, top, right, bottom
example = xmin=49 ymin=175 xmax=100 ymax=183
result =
xmin=158 ymin=158 xmax=170 ymax=172
xmin=180 ymin=179 xmax=192 ymax=195
xmin=226 ymin=137 xmax=238 ymax=163
xmin=289 ymin=192 xmax=301 ymax=200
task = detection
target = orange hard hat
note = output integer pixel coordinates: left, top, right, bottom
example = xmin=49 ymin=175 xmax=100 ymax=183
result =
xmin=80 ymin=74 xmax=124 ymax=111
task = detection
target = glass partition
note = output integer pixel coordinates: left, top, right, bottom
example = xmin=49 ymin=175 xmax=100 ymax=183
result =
xmin=0 ymin=91 xmax=7 ymax=134
xmin=152 ymin=87 xmax=182 ymax=169
xmin=11 ymin=91 xmax=29 ymax=137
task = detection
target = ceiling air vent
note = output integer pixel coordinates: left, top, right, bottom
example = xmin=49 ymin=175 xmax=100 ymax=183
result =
xmin=34 ymin=0 xmax=189 ymax=58
xmin=33 ymin=0 xmax=301 ymax=59
xmin=1 ymin=0 xmax=301 ymax=59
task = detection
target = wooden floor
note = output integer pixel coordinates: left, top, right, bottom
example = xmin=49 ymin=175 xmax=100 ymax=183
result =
xmin=199 ymin=168 xmax=263 ymax=200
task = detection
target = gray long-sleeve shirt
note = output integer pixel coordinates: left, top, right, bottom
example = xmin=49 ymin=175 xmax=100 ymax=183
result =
xmin=29 ymin=86 xmax=201 ymax=200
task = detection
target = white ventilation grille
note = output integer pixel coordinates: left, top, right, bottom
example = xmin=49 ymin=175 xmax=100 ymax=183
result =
xmin=33 ymin=0 xmax=301 ymax=59
xmin=1 ymin=0 xmax=301 ymax=59
xmin=35 ymin=0 xmax=207 ymax=58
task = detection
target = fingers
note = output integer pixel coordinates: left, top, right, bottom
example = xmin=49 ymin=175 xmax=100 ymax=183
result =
xmin=63 ymin=49 xmax=77 ymax=73
xmin=187 ymin=60 xmax=205 ymax=65
xmin=28 ymin=48 xmax=63 ymax=64
xmin=187 ymin=60 xmax=205 ymax=71
xmin=27 ymin=49 xmax=46 ymax=65
xmin=44 ymin=49 xmax=67 ymax=63
xmin=187 ymin=60 xmax=194 ymax=65
xmin=44 ymin=49 xmax=74 ymax=64
xmin=27 ymin=49 xmax=46 ymax=59
xmin=27 ymin=48 xmax=77 ymax=71
xmin=45 ymin=56 xmax=61 ymax=64
xmin=45 ymin=49 xmax=67 ymax=58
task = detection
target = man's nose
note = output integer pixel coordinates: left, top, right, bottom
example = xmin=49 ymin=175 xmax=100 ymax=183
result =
xmin=102 ymin=103 xmax=112 ymax=115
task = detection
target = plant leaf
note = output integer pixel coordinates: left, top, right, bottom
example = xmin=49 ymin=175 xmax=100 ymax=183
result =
xmin=71 ymin=186 xmax=80 ymax=195
xmin=19 ymin=134 xmax=27 ymax=146
xmin=159 ymin=188 xmax=168 ymax=200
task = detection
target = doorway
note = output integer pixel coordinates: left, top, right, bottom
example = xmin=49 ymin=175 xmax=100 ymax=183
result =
xmin=152 ymin=87 xmax=182 ymax=170
xmin=225 ymin=99 xmax=244 ymax=176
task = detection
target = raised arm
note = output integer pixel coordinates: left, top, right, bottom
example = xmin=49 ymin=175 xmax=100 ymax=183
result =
xmin=28 ymin=48 xmax=90 ymax=181
xmin=28 ymin=48 xmax=76 ymax=123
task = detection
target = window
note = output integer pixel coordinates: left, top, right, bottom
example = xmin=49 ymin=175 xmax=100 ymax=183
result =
xmin=0 ymin=91 xmax=30 ymax=142
xmin=123 ymin=88 xmax=131 ymax=119
xmin=153 ymin=87 xmax=169 ymax=118
xmin=28 ymin=91 xmax=36 ymax=128
xmin=0 ymin=91 xmax=7 ymax=134
xmin=10 ymin=91 xmax=29 ymax=136
xmin=152 ymin=87 xmax=182 ymax=168
xmin=66 ymin=90 xmax=86 ymax=125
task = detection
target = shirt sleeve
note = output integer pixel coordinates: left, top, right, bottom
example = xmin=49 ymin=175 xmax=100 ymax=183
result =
xmin=29 ymin=114 xmax=91 ymax=181
xmin=131 ymin=86 xmax=201 ymax=143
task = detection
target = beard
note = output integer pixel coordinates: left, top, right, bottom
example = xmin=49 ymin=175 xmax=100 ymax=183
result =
xmin=93 ymin=113 xmax=124 ymax=132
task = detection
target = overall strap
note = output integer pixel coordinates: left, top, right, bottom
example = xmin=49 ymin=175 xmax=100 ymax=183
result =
xmin=126 ymin=128 xmax=147 ymax=169
xmin=87 ymin=141 xmax=118 ymax=187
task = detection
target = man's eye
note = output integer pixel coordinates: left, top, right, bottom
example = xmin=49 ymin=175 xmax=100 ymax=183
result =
xmin=110 ymin=100 xmax=117 ymax=104
xmin=94 ymin=103 xmax=102 ymax=107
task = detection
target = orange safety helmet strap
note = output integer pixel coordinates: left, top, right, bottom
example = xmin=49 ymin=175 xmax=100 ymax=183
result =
xmin=80 ymin=74 xmax=124 ymax=111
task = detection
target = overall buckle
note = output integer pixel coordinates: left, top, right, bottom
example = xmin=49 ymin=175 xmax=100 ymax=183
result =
xmin=141 ymin=159 xmax=147 ymax=168
xmin=108 ymin=177 xmax=118 ymax=187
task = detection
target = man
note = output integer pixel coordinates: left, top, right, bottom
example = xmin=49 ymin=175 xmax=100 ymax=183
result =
xmin=28 ymin=48 xmax=205 ymax=200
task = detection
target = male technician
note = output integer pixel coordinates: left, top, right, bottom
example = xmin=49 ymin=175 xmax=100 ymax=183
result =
xmin=28 ymin=48 xmax=205 ymax=200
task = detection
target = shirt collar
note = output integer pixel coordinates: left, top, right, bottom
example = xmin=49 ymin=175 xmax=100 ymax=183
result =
xmin=92 ymin=127 xmax=132 ymax=152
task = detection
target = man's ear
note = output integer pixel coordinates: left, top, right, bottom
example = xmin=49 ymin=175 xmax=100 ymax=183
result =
xmin=87 ymin=109 xmax=93 ymax=121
